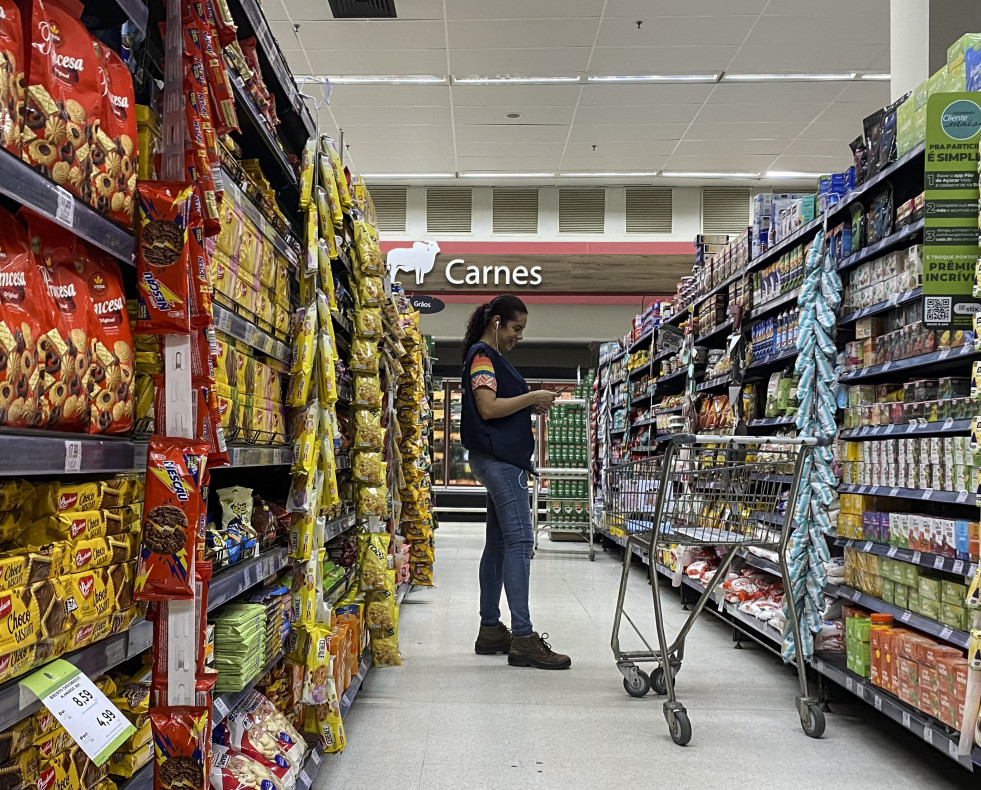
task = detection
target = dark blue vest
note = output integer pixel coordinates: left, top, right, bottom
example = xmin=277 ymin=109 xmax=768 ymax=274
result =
xmin=461 ymin=342 xmax=535 ymax=473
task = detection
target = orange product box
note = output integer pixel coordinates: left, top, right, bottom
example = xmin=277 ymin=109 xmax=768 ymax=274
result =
xmin=918 ymin=685 xmax=940 ymax=718
xmin=921 ymin=642 xmax=962 ymax=667
xmin=935 ymin=655 xmax=969 ymax=695
xmin=896 ymin=631 xmax=931 ymax=661
xmin=898 ymin=677 xmax=918 ymax=707
xmin=918 ymin=664 xmax=938 ymax=692
xmin=937 ymin=688 xmax=966 ymax=729
xmin=970 ymin=521 xmax=979 ymax=561
xmin=881 ymin=631 xmax=898 ymax=693
xmin=897 ymin=656 xmax=920 ymax=687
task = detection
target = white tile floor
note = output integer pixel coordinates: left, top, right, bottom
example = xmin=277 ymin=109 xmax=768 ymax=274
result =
xmin=316 ymin=522 xmax=975 ymax=789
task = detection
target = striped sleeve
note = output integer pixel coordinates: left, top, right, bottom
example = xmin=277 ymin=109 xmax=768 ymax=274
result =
xmin=470 ymin=351 xmax=497 ymax=393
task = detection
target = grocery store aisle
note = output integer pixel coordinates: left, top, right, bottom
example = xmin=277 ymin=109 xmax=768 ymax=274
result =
xmin=319 ymin=523 xmax=972 ymax=790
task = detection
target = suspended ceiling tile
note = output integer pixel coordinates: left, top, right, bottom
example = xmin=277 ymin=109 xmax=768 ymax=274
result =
xmin=447 ymin=18 xmax=599 ymax=50
xmin=684 ymin=121 xmax=808 ymax=141
xmin=574 ymin=104 xmax=699 ymax=125
xmin=560 ymin=154 xmax=670 ymax=171
xmin=448 ymin=47 xmax=592 ymax=76
xmin=445 ymin=0 xmax=603 ymax=20
xmin=663 ymin=153 xmax=777 ymax=170
xmin=456 ymin=141 xmax=567 ymax=158
xmin=729 ymin=43 xmax=889 ymax=72
xmin=327 ymin=84 xmax=450 ymax=107
xmin=335 ymin=125 xmax=452 ymax=144
xmin=333 ymin=105 xmax=452 ymax=125
xmin=835 ymin=81 xmax=893 ymax=105
xmin=385 ymin=0 xmax=445 ymax=19
xmin=280 ymin=49 xmax=311 ymax=74
xmin=563 ymin=140 xmax=678 ymax=159
xmin=259 ymin=0 xmax=289 ymax=20
xmin=268 ymin=20 xmax=300 ymax=46
xmin=605 ymin=0 xmax=768 ymax=15
xmin=694 ymin=101 xmax=828 ymax=124
xmin=454 ymin=124 xmax=572 ymax=143
xmin=710 ymin=81 xmax=850 ymax=105
xmin=356 ymin=156 xmax=457 ymax=171
xmin=751 ymin=12 xmax=886 ymax=46
xmin=350 ymin=140 xmax=457 ymax=160
xmin=780 ymin=138 xmax=852 ymax=158
xmin=761 ymin=0 xmax=887 ymax=14
xmin=769 ymin=154 xmax=854 ymax=172
xmin=568 ymin=123 xmax=689 ymax=142
xmin=451 ymin=84 xmax=582 ymax=107
xmin=456 ymin=155 xmax=564 ymax=170
xmin=578 ymin=83 xmax=714 ymax=106
xmin=588 ymin=45 xmax=739 ymax=73
xmin=454 ymin=104 xmax=576 ymax=125
xmin=596 ymin=14 xmax=757 ymax=47
xmin=671 ymin=138 xmax=787 ymax=158
xmin=306 ymin=48 xmax=449 ymax=75
xmin=298 ymin=20 xmax=446 ymax=51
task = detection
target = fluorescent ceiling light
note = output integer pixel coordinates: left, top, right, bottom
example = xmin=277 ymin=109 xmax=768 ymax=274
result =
xmin=588 ymin=74 xmax=718 ymax=83
xmin=662 ymin=171 xmax=760 ymax=179
xmin=328 ymin=75 xmax=446 ymax=84
xmin=723 ymin=72 xmax=857 ymax=82
xmin=860 ymin=73 xmax=891 ymax=81
xmin=453 ymin=75 xmax=581 ymax=85
xmin=766 ymin=170 xmax=825 ymax=179
xmin=560 ymin=171 xmax=659 ymax=177
xmin=362 ymin=173 xmax=455 ymax=179
xmin=461 ymin=172 xmax=555 ymax=178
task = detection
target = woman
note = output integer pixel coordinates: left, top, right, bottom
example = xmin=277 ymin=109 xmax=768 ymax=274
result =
xmin=461 ymin=294 xmax=571 ymax=670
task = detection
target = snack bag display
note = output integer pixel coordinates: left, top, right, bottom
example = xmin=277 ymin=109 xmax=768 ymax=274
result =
xmin=352 ymin=220 xmax=383 ymax=276
xmin=0 ymin=206 xmax=45 ymax=428
xmin=301 ymin=674 xmax=346 ymax=753
xmin=352 ymin=452 xmax=384 ymax=486
xmin=149 ymin=706 xmax=209 ymax=790
xmin=93 ymin=43 xmax=137 ymax=226
xmin=317 ymin=239 xmax=337 ymax=306
xmin=354 ymin=307 xmax=383 ymax=340
xmin=210 ymin=743 xmax=287 ymax=790
xmin=134 ymin=436 xmax=209 ymax=600
xmin=358 ymin=532 xmax=389 ymax=591
xmin=221 ymin=690 xmax=306 ymax=777
xmin=136 ymin=181 xmax=194 ymax=335
xmin=291 ymin=400 xmax=320 ymax=475
xmin=317 ymin=333 xmax=338 ymax=405
xmin=23 ymin=0 xmax=101 ymax=198
xmin=0 ymin=0 xmax=22 ymax=157
xmin=353 ymin=409 xmax=383 ymax=451
xmin=317 ymin=148 xmax=344 ymax=228
xmin=349 ymin=338 xmax=378 ymax=374
xmin=356 ymin=485 xmax=387 ymax=519
xmin=298 ymin=137 xmax=316 ymax=209
xmin=305 ymin=202 xmax=319 ymax=277
xmin=286 ymin=302 xmax=316 ymax=408
xmin=322 ymin=136 xmax=351 ymax=209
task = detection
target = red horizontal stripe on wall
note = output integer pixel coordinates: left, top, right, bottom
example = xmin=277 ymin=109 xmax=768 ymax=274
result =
xmin=411 ymin=293 xmax=669 ymax=305
xmin=379 ymin=240 xmax=692 ymax=255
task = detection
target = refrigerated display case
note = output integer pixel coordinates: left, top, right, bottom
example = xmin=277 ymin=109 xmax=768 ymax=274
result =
xmin=431 ymin=386 xmax=446 ymax=486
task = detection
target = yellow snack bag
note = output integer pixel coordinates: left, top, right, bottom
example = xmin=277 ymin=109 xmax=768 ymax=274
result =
xmin=352 ymin=453 xmax=384 ymax=486
xmin=318 ymin=240 xmax=338 ymax=309
xmin=303 ymin=679 xmax=346 ymax=754
xmin=356 ymin=485 xmax=388 ymax=519
xmin=299 ymin=137 xmax=316 ymax=209
xmin=353 ymin=410 xmax=383 ymax=452
xmin=321 ymin=457 xmax=340 ymax=510
xmin=349 ymin=338 xmax=378 ymax=374
xmin=358 ymin=532 xmax=389 ymax=591
xmin=352 ymin=374 xmax=382 ymax=409
xmin=289 ymin=511 xmax=316 ymax=562
xmin=410 ymin=561 xmax=434 ymax=587
xmin=291 ymin=400 xmax=320 ymax=475
xmin=305 ymin=202 xmax=319 ymax=276
xmin=322 ymin=136 xmax=352 ymax=209
xmin=286 ymin=303 xmax=317 ymax=407
xmin=352 ymin=220 xmax=383 ymax=276
xmin=354 ymin=307 xmax=383 ymax=340
xmin=315 ymin=292 xmax=340 ymax=360
xmin=0 ymin=480 xmax=34 ymax=512
xmin=317 ymin=333 xmax=338 ymax=405
xmin=357 ymin=275 xmax=384 ymax=307
xmin=318 ymin=150 xmax=344 ymax=228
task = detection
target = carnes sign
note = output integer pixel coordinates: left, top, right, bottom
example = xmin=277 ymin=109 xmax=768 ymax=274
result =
xmin=387 ymin=242 xmax=542 ymax=288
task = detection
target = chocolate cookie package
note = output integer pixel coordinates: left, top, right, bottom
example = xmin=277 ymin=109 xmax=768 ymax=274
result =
xmin=149 ymin=706 xmax=210 ymax=790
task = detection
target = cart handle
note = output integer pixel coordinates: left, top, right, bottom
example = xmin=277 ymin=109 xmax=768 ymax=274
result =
xmin=667 ymin=433 xmax=829 ymax=447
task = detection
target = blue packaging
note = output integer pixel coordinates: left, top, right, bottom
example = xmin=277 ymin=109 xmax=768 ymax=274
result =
xmin=830 ymin=172 xmax=846 ymax=194
xmin=967 ymin=46 xmax=981 ymax=91
xmin=956 ymin=519 xmax=970 ymax=559
xmin=845 ymin=166 xmax=856 ymax=192
xmin=818 ymin=176 xmax=830 ymax=195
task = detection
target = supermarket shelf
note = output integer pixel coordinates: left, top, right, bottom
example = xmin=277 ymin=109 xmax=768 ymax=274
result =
xmin=839 ymin=346 xmax=981 ymax=383
xmin=811 ymin=651 xmax=981 ymax=771
xmin=0 ymin=618 xmax=153 ymax=732
xmin=610 ymin=427 xmax=627 ymax=435
xmin=750 ymin=214 xmax=825 ymax=272
xmin=629 ymin=330 xmax=654 ymax=353
xmin=750 ymin=472 xmax=795 ymax=486
xmin=751 ymin=287 xmax=802 ymax=320
xmin=212 ymin=649 xmax=286 ymax=729
xmin=221 ymin=173 xmax=299 ymax=267
xmin=696 ymin=373 xmax=731 ymax=392
xmin=397 ymin=582 xmax=411 ymax=604
xmin=340 ymin=649 xmax=373 ymax=718
xmin=601 ymin=348 xmax=627 ymax=367
xmin=224 ymin=444 xmax=292 ymax=467
xmin=655 ymin=405 xmax=684 ymax=416
xmin=630 ymin=390 xmax=657 ymax=406
xmin=829 ymin=143 xmax=926 ymax=221
xmin=838 ymin=484 xmax=976 ymax=507
xmin=664 ymin=307 xmax=690 ymax=327
xmin=653 ymin=346 xmax=680 ymax=365
xmin=209 ymin=546 xmax=290 ymax=612
xmin=0 ymin=430 xmax=143 ymax=476
xmin=836 ymin=218 xmax=925 ymax=275
xmin=839 ymin=288 xmax=922 ymax=326
xmin=105 ymin=0 xmax=149 ymax=35
xmin=747 ymin=346 xmax=798 ymax=371
xmin=747 ymin=416 xmax=797 ymax=428
xmin=839 ymin=418 xmax=972 ymax=440
xmin=835 ymin=586 xmax=970 ymax=648
xmin=750 ymin=509 xmax=787 ymax=528
xmin=632 ymin=445 xmax=659 ymax=453
xmin=231 ymin=77 xmax=298 ymax=190
xmin=739 ymin=549 xmax=782 ymax=576
xmin=295 ymin=742 xmax=327 ymax=790
xmin=834 ymin=538 xmax=978 ymax=578
xmin=0 ymin=148 xmax=135 ymax=264
xmin=694 ymin=319 xmax=733 ymax=346
xmin=657 ymin=368 xmax=689 ymax=388
xmin=324 ymin=567 xmax=356 ymax=608
xmin=118 ymin=765 xmax=151 ymax=790
xmin=693 ymin=268 xmax=744 ymax=310
xmin=214 ymin=304 xmax=290 ymax=363
xmin=324 ymin=512 xmax=357 ymax=543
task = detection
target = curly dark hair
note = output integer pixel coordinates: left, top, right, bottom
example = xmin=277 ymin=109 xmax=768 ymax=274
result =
xmin=462 ymin=294 xmax=527 ymax=361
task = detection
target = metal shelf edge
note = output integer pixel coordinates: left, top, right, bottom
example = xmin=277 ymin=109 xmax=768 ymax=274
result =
xmin=834 ymin=537 xmax=978 ymax=577
xmin=208 ymin=547 xmax=291 ymax=612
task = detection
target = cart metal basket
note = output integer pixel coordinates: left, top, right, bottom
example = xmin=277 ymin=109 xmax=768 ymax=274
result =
xmin=607 ymin=433 xmax=824 ymax=746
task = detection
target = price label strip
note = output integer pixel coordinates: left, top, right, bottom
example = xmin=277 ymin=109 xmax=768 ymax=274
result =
xmin=21 ymin=659 xmax=135 ymax=765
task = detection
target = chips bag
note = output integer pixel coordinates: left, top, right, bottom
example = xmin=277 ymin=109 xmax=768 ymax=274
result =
xmin=353 ymin=409 xmax=383 ymax=452
xmin=298 ymin=137 xmax=316 ymax=210
xmin=219 ymin=690 xmax=306 ymax=778
xmin=317 ymin=239 xmax=337 ymax=308
xmin=134 ymin=436 xmax=209 ymax=600
xmin=353 ymin=307 xmax=382 ymax=340
xmin=356 ymin=485 xmax=387 ymax=520
xmin=322 ymin=136 xmax=351 ymax=208
xmin=136 ymin=181 xmax=194 ymax=335
xmin=210 ymin=743 xmax=287 ymax=790
xmin=352 ymin=220 xmax=383 ymax=276
xmin=352 ymin=373 xmax=382 ymax=409
xmin=290 ymin=399 xmax=320 ymax=475
xmin=349 ymin=338 xmax=378 ymax=374
xmin=358 ymin=532 xmax=389 ymax=591
xmin=305 ymin=202 xmax=318 ymax=277
xmin=317 ymin=148 xmax=344 ymax=227
xmin=286 ymin=302 xmax=316 ymax=407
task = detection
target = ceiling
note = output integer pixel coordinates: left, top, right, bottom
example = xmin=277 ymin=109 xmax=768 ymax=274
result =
xmin=260 ymin=0 xmax=891 ymax=186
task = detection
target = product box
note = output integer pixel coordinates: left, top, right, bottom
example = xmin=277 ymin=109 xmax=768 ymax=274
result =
xmin=918 ymin=685 xmax=940 ymax=719
xmin=919 ymin=575 xmax=942 ymax=603
xmin=938 ymin=687 xmax=965 ymax=729
xmin=935 ymin=654 xmax=970 ymax=695
xmin=941 ymin=602 xmax=967 ymax=631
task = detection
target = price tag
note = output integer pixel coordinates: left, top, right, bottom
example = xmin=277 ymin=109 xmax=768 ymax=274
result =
xmin=943 ymin=418 xmax=954 ymax=430
xmin=924 ymin=727 xmax=933 ymax=745
xmin=874 ymin=695 xmax=882 ymax=711
xmin=900 ymin=611 xmax=912 ymax=623
xmin=912 ymin=552 xmax=922 ymax=565
xmin=887 ymin=547 xmax=898 ymax=558
xmin=213 ymin=696 xmax=229 ymax=719
xmin=863 ymin=541 xmax=873 ymax=552
xmin=882 ymin=362 xmax=893 ymax=372
xmin=299 ymin=770 xmax=311 ymax=787
xmin=920 ymin=489 xmax=931 ymax=500
xmin=64 ymin=440 xmax=81 ymax=473
xmin=940 ymin=626 xmax=953 ymax=640
xmin=948 ymin=740 xmax=959 ymax=757
xmin=957 ymin=491 xmax=970 ymax=503
xmin=846 ymin=677 xmax=855 ymax=692
xmin=310 ymin=750 xmax=322 ymax=766
xmin=889 ymin=488 xmax=899 ymax=497
xmin=952 ymin=560 xmax=965 ymax=575
xmin=20 ymin=659 xmax=134 ymax=765
xmin=55 ymin=186 xmax=74 ymax=226
xmin=934 ymin=556 xmax=946 ymax=570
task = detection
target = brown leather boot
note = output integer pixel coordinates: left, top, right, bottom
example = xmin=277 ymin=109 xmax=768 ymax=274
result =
xmin=474 ymin=622 xmax=512 ymax=655
xmin=508 ymin=632 xmax=571 ymax=669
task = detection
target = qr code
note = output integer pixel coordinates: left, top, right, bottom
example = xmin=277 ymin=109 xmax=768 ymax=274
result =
xmin=924 ymin=296 xmax=952 ymax=324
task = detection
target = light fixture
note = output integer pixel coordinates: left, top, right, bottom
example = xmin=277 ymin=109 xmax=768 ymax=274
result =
xmin=361 ymin=173 xmax=456 ymax=179
xmin=860 ymin=73 xmax=892 ymax=81
xmin=327 ymin=75 xmax=447 ymax=84
xmin=460 ymin=172 xmax=555 ymax=178
xmin=722 ymin=72 xmax=857 ymax=82
xmin=765 ymin=170 xmax=826 ymax=179
xmin=559 ymin=171 xmax=659 ymax=177
xmin=661 ymin=171 xmax=760 ymax=179
xmin=452 ymin=75 xmax=581 ymax=85
xmin=588 ymin=74 xmax=719 ymax=83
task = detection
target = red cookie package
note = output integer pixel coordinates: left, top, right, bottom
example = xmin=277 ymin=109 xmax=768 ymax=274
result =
xmin=150 ymin=706 xmax=210 ymax=790
xmin=136 ymin=181 xmax=193 ymax=335
xmin=0 ymin=0 xmax=24 ymax=156
xmin=135 ymin=436 xmax=209 ymax=601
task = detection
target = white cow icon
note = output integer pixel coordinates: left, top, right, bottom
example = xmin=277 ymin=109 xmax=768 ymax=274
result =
xmin=388 ymin=241 xmax=441 ymax=286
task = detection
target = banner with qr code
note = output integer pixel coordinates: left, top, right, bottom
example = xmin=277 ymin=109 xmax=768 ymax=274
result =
xmin=923 ymin=92 xmax=981 ymax=329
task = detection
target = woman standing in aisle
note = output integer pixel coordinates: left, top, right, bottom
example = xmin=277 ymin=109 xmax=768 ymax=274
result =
xmin=461 ymin=295 xmax=572 ymax=670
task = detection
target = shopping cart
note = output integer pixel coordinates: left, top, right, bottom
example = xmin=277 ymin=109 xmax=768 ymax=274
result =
xmin=607 ymin=434 xmax=824 ymax=746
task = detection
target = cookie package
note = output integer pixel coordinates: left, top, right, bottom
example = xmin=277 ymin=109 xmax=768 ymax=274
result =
xmin=135 ymin=436 xmax=209 ymax=601
xmin=150 ymin=706 xmax=209 ymax=790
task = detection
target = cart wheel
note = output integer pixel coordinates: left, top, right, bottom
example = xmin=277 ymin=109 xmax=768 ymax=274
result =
xmin=622 ymin=670 xmax=651 ymax=698
xmin=650 ymin=665 xmax=676 ymax=696
xmin=801 ymin=704 xmax=825 ymax=739
xmin=667 ymin=709 xmax=691 ymax=746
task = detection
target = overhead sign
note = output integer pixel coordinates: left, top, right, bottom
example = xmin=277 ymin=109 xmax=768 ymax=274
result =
xmin=387 ymin=242 xmax=543 ymax=288
xmin=923 ymin=93 xmax=981 ymax=330
xmin=411 ymin=295 xmax=445 ymax=314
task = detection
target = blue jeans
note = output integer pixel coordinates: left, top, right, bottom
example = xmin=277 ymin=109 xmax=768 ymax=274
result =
xmin=468 ymin=450 xmax=534 ymax=637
